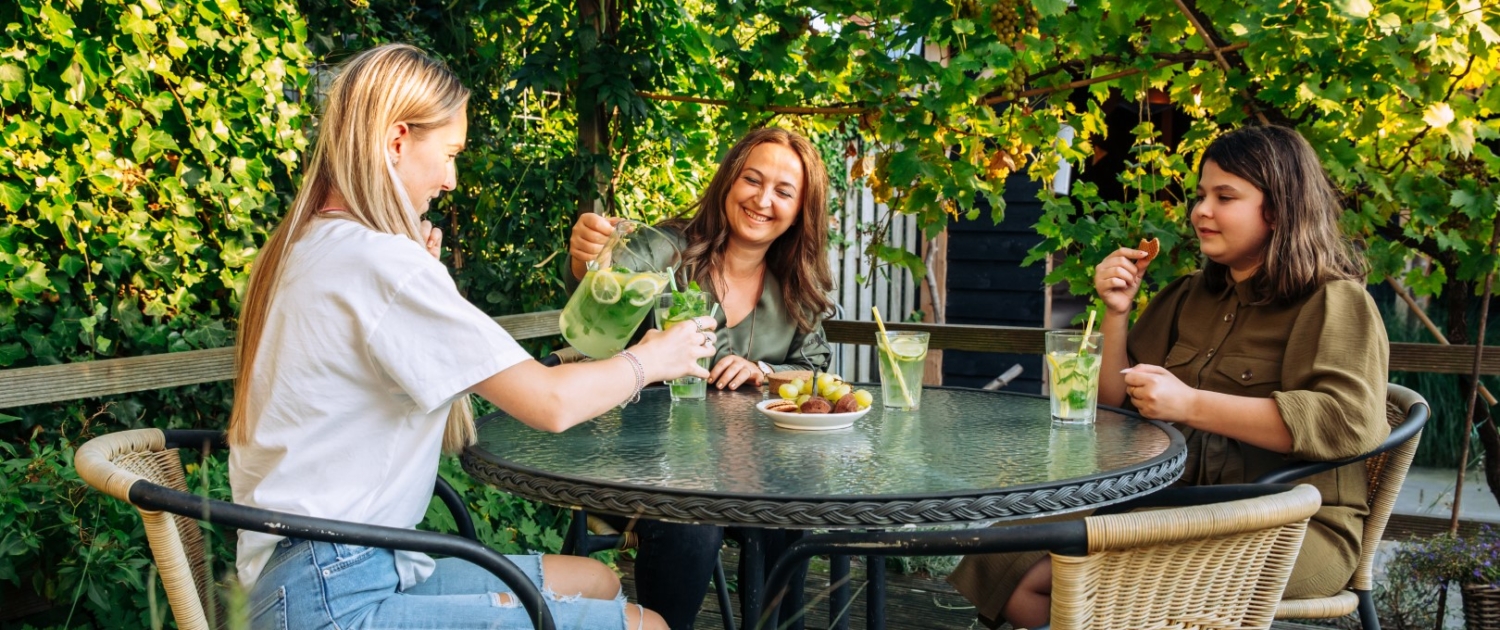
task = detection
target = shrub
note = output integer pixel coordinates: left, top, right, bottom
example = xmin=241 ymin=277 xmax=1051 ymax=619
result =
xmin=1389 ymin=527 xmax=1500 ymax=586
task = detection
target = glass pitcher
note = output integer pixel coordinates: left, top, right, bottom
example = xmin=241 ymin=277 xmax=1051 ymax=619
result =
xmin=559 ymin=220 xmax=677 ymax=358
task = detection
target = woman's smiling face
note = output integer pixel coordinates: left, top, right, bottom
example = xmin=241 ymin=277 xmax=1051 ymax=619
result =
xmin=1192 ymin=159 xmax=1273 ymax=281
xmin=722 ymin=142 xmax=804 ymax=250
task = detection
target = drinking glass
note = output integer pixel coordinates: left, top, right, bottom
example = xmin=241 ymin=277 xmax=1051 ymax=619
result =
xmin=656 ymin=288 xmax=711 ymax=401
xmin=876 ymin=331 xmax=928 ymax=411
xmin=1045 ymin=330 xmax=1103 ymax=424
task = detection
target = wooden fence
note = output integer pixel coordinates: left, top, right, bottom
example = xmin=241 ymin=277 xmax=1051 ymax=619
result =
xmin=827 ymin=182 xmax=921 ymax=383
xmin=1 ymin=308 xmax=1496 ymax=410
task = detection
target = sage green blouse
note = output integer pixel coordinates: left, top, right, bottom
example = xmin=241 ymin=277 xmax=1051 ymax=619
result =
xmin=567 ymin=226 xmax=831 ymax=373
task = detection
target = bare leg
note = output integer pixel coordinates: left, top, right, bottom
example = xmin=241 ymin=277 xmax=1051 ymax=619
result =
xmin=541 ymin=555 xmax=668 ymax=630
xmin=625 ymin=604 xmax=669 ymax=630
xmin=542 ymin=554 xmax=622 ymax=600
xmin=1002 ymin=557 xmax=1053 ymax=629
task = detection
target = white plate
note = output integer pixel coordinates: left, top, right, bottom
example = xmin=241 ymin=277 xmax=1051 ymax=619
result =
xmin=755 ymin=399 xmax=872 ymax=431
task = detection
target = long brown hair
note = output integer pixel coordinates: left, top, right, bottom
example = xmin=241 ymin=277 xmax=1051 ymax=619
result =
xmin=1200 ymin=125 xmax=1366 ymax=303
xmin=665 ymin=128 xmax=835 ymax=332
xmin=230 ymin=44 xmax=472 ymax=450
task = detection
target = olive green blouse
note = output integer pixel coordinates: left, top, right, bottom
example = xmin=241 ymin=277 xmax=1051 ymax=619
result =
xmin=567 ymin=226 xmax=831 ymax=373
xmin=1128 ymin=271 xmax=1390 ymax=575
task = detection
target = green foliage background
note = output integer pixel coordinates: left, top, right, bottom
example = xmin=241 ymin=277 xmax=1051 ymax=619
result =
xmin=3 ymin=0 xmax=1500 ymax=626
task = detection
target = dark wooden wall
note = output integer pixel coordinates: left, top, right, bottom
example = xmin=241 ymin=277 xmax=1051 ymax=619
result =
xmin=941 ymin=175 xmax=1049 ymax=393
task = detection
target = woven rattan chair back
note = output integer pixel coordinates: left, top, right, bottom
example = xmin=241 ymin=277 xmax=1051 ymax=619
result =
xmin=75 ymin=429 xmax=222 ymax=630
xmin=1047 ymin=484 xmax=1322 ymax=630
xmin=1269 ymin=383 xmax=1427 ymax=629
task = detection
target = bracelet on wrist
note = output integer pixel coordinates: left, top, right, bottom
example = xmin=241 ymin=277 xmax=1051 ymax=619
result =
xmin=616 ymin=350 xmax=646 ymax=405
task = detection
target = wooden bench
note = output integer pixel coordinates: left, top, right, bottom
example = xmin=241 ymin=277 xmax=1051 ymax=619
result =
xmin=2 ymin=309 xmax=1496 ymax=409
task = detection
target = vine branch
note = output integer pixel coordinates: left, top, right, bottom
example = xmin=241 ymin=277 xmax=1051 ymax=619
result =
xmin=637 ymin=43 xmax=1250 ymax=116
xmin=1170 ymin=0 xmax=1270 ymax=124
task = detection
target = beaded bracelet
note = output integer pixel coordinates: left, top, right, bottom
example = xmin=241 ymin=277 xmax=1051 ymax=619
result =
xmin=616 ymin=350 xmax=646 ymax=405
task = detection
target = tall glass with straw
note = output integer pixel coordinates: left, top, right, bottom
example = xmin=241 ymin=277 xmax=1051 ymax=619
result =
xmin=873 ymin=307 xmax=928 ymax=411
xmin=1044 ymin=311 xmax=1104 ymax=423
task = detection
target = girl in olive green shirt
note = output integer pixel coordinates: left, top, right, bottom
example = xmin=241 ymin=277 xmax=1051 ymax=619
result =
xmin=949 ymin=126 xmax=1389 ymax=629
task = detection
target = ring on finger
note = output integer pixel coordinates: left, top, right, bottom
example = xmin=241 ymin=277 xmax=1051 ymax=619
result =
xmin=701 ymin=332 xmax=713 ymax=347
xmin=694 ymin=319 xmax=706 ymax=333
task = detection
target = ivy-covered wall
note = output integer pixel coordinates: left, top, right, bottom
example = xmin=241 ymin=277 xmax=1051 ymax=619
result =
xmin=0 ymin=1 xmax=592 ymax=627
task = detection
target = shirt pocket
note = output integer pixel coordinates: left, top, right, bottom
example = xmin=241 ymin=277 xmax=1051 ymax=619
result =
xmin=1212 ymin=354 xmax=1282 ymax=398
xmin=1162 ymin=342 xmax=1200 ymax=369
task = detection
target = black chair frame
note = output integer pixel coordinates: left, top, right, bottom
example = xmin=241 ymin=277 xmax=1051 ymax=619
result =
xmin=143 ymin=430 xmax=555 ymax=630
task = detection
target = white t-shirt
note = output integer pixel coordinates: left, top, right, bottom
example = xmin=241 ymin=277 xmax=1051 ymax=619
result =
xmin=230 ymin=218 xmax=530 ymax=589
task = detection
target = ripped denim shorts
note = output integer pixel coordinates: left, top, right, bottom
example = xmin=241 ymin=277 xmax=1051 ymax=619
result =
xmin=247 ymin=537 xmax=636 ymax=630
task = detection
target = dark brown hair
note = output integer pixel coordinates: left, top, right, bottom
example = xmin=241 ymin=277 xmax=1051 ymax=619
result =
xmin=664 ymin=128 xmax=835 ymax=332
xmin=1200 ymin=125 xmax=1366 ymax=303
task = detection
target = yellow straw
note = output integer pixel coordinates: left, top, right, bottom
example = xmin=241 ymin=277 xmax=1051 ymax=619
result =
xmin=871 ymin=306 xmax=916 ymax=408
xmin=1078 ymin=309 xmax=1097 ymax=355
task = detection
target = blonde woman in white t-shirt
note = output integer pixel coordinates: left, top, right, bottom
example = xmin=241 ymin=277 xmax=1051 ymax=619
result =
xmin=227 ymin=44 xmax=703 ymax=630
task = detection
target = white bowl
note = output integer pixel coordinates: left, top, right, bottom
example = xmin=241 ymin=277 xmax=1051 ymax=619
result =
xmin=755 ymin=399 xmax=872 ymax=431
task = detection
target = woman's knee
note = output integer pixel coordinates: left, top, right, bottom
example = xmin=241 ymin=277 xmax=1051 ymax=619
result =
xmin=626 ymin=604 xmax=668 ymax=630
xmin=541 ymin=554 xmax=620 ymax=600
xmin=1002 ymin=557 xmax=1053 ymax=628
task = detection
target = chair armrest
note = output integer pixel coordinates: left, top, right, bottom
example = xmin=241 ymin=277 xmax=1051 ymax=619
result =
xmin=127 ymin=479 xmax=555 ymax=630
xmin=1092 ymin=484 xmax=1299 ymax=516
xmin=434 ymin=476 xmax=478 ymax=542
xmin=163 ymin=429 xmax=228 ymax=451
xmin=161 ymin=430 xmax=482 ymax=543
xmin=539 ymin=347 xmax=587 ymax=367
xmin=1253 ymin=411 xmax=1427 ymax=484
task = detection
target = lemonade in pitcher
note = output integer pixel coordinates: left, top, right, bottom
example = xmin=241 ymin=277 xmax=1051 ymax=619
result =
xmin=559 ymin=268 xmax=669 ymax=358
xmin=559 ymin=220 xmax=675 ymax=358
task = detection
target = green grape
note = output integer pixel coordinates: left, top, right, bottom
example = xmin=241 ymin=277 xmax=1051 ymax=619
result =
xmin=829 ymin=383 xmax=851 ymax=402
xmin=852 ymin=389 xmax=874 ymax=409
xmin=779 ymin=383 xmax=800 ymax=400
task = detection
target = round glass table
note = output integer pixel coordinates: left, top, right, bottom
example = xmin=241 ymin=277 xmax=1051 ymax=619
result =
xmin=462 ymin=386 xmax=1184 ymax=528
xmin=461 ymin=386 xmax=1186 ymax=629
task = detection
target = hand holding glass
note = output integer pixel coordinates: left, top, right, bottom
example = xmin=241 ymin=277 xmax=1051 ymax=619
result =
xmin=657 ymin=287 xmax=711 ymax=401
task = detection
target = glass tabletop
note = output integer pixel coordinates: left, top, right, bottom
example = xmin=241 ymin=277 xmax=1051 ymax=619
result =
xmin=467 ymin=386 xmax=1180 ymax=503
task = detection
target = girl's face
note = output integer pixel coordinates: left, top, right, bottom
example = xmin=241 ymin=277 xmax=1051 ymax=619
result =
xmin=723 ymin=142 xmax=804 ymax=251
xmin=392 ymin=106 xmax=468 ymax=213
xmin=1192 ymin=159 xmax=1273 ymax=282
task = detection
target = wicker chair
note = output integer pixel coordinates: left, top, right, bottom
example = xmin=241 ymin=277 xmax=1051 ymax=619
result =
xmin=73 ymin=428 xmax=555 ymax=630
xmin=761 ymin=483 xmax=1323 ymax=630
xmin=1255 ymin=382 xmax=1431 ymax=630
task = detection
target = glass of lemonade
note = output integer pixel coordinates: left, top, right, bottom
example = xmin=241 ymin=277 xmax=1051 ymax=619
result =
xmin=877 ymin=331 xmax=928 ymax=411
xmin=559 ymin=221 xmax=673 ymax=358
xmin=1045 ymin=330 xmax=1104 ymax=424
xmin=656 ymin=284 xmax=711 ymax=401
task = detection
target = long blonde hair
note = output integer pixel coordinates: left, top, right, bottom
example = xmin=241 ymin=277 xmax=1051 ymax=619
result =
xmin=230 ymin=44 xmax=474 ymax=451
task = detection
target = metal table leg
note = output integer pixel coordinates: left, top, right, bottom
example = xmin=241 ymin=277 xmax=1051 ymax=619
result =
xmin=829 ymin=555 xmax=851 ymax=630
xmin=739 ymin=529 xmax=766 ymax=629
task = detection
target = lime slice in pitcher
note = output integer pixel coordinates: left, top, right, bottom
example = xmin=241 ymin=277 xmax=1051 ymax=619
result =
xmin=592 ymin=271 xmax=623 ymax=304
xmin=625 ymin=273 xmax=664 ymax=307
